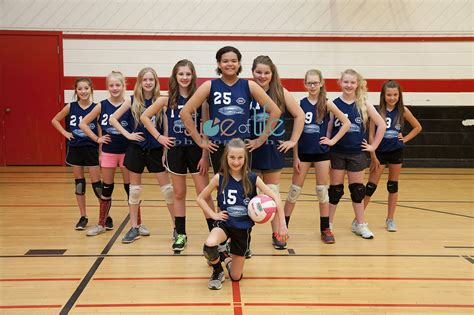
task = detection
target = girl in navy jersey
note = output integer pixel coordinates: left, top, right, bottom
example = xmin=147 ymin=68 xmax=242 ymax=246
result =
xmin=110 ymin=67 xmax=175 ymax=244
xmin=51 ymin=78 xmax=102 ymax=230
xmin=283 ymin=69 xmax=350 ymax=244
xmin=197 ymin=138 xmax=288 ymax=290
xmin=249 ymin=55 xmax=305 ymax=250
xmin=141 ymin=59 xmax=215 ymax=251
xmin=328 ymin=69 xmax=386 ymax=239
xmin=364 ymin=80 xmax=422 ymax=231
xmin=180 ymin=46 xmax=281 ymax=174
xmin=79 ymin=71 xmax=133 ymax=236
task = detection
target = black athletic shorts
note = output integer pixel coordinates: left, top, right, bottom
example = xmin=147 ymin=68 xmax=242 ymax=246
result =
xmin=213 ymin=220 xmax=251 ymax=257
xmin=165 ymin=145 xmax=203 ymax=175
xmin=124 ymin=143 xmax=166 ymax=174
xmin=330 ymin=151 xmax=368 ymax=172
xmin=66 ymin=145 xmax=99 ymax=167
xmin=210 ymin=144 xmax=226 ymax=174
xmin=375 ymin=148 xmax=404 ymax=165
xmin=298 ymin=152 xmax=331 ymax=163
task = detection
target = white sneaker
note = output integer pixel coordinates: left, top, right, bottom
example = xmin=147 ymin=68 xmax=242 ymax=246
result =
xmin=386 ymin=219 xmax=397 ymax=232
xmin=86 ymin=224 xmax=106 ymax=236
xmin=355 ymin=223 xmax=374 ymax=239
xmin=351 ymin=219 xmax=357 ymax=233
xmin=138 ymin=224 xmax=150 ymax=236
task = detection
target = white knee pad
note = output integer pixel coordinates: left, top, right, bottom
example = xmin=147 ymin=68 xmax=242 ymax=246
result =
xmin=160 ymin=183 xmax=174 ymax=204
xmin=316 ymin=185 xmax=329 ymax=203
xmin=267 ymin=184 xmax=280 ymax=195
xmin=129 ymin=185 xmax=142 ymax=205
xmin=286 ymin=184 xmax=302 ymax=203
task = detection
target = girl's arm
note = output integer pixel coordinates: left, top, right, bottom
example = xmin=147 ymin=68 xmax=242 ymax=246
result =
xmin=255 ymin=176 xmax=288 ymax=241
xmin=109 ymin=98 xmax=144 ymax=142
xmin=51 ymin=104 xmax=73 ymax=140
xmin=278 ymin=88 xmax=305 ymax=153
xmin=401 ymin=107 xmax=422 ymax=143
xmin=363 ymin=103 xmax=387 ymax=152
xmin=140 ymin=96 xmax=175 ymax=149
xmin=248 ymin=80 xmax=282 ymax=152
xmin=320 ymin=100 xmax=350 ymax=146
xmin=79 ymin=104 xmax=110 ymax=144
xmin=180 ymin=81 xmax=218 ymax=152
xmin=367 ymin=116 xmax=380 ymax=171
xmin=196 ymin=174 xmax=227 ymax=221
xmin=197 ymin=101 xmax=210 ymax=176
xmin=292 ymin=142 xmax=301 ymax=174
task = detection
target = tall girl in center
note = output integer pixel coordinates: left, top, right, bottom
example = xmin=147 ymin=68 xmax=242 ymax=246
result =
xmin=328 ymin=69 xmax=386 ymax=239
xmin=250 ymin=55 xmax=304 ymax=249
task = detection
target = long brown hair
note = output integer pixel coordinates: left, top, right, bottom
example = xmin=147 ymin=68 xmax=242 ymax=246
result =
xmin=219 ymin=139 xmax=252 ymax=198
xmin=168 ymin=59 xmax=197 ymax=109
xmin=131 ymin=67 xmax=160 ymax=128
xmin=73 ymin=78 xmax=94 ymax=102
xmin=304 ymin=69 xmax=327 ymax=123
xmin=252 ymin=55 xmax=286 ymax=112
xmin=379 ymin=80 xmax=405 ymax=128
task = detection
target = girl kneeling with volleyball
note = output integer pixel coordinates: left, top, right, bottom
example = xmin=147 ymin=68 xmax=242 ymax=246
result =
xmin=197 ymin=138 xmax=288 ymax=290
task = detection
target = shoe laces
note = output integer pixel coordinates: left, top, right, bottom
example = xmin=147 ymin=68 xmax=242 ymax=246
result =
xmin=211 ymin=269 xmax=222 ymax=280
xmin=323 ymin=228 xmax=334 ymax=237
xmin=175 ymin=234 xmax=186 ymax=245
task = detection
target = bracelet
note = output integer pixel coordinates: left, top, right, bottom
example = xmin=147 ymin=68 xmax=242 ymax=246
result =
xmin=157 ymin=134 xmax=161 ymax=140
xmin=96 ymin=136 xmax=100 ymax=143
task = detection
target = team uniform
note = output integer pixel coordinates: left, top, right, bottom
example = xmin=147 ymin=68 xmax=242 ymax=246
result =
xmin=375 ymin=107 xmax=404 ymax=165
xmin=66 ymin=101 xmax=99 ymax=166
xmin=330 ymin=97 xmax=368 ymax=172
xmin=99 ymin=99 xmax=133 ymax=167
xmin=297 ymin=97 xmax=330 ymax=162
xmin=207 ymin=79 xmax=252 ymax=173
xmin=214 ymin=172 xmax=257 ymax=256
xmin=123 ymin=96 xmax=166 ymax=174
xmin=165 ymin=96 xmax=203 ymax=175
xmin=249 ymin=96 xmax=285 ymax=171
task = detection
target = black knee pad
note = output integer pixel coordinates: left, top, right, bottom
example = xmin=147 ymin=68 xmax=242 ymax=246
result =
xmin=229 ymin=273 xmax=243 ymax=282
xmin=91 ymin=181 xmax=102 ymax=199
xmin=349 ymin=183 xmax=365 ymax=203
xmin=75 ymin=178 xmax=86 ymax=195
xmin=124 ymin=183 xmax=130 ymax=199
xmin=102 ymin=182 xmax=114 ymax=198
xmin=365 ymin=182 xmax=377 ymax=197
xmin=203 ymin=244 xmax=219 ymax=262
xmin=387 ymin=181 xmax=398 ymax=193
xmin=329 ymin=184 xmax=344 ymax=205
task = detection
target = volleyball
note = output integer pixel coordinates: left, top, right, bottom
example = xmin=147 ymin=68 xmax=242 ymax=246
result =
xmin=247 ymin=194 xmax=277 ymax=224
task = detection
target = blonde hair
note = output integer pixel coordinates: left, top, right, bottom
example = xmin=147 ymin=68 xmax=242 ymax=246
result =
xmin=132 ymin=67 xmax=160 ymax=128
xmin=219 ymin=139 xmax=252 ymax=198
xmin=252 ymin=55 xmax=286 ymax=112
xmin=304 ymin=69 xmax=327 ymax=123
xmin=340 ymin=69 xmax=368 ymax=129
xmin=106 ymin=71 xmax=126 ymax=99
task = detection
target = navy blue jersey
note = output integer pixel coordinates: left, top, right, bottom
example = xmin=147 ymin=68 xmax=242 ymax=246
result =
xmin=207 ymin=79 xmax=252 ymax=143
xmin=68 ymin=101 xmax=98 ymax=147
xmin=217 ymin=172 xmax=257 ymax=229
xmin=298 ymin=97 xmax=330 ymax=154
xmin=130 ymin=96 xmax=163 ymax=149
xmin=331 ymin=97 xmax=367 ymax=154
xmin=377 ymin=107 xmax=405 ymax=152
xmin=100 ymin=99 xmax=133 ymax=154
xmin=166 ymin=96 xmax=201 ymax=146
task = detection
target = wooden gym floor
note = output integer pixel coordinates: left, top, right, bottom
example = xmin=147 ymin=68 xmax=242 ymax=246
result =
xmin=0 ymin=167 xmax=472 ymax=315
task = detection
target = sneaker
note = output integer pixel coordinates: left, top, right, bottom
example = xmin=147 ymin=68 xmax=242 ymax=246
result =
xmin=386 ymin=219 xmax=397 ymax=232
xmin=172 ymin=234 xmax=187 ymax=251
xmin=75 ymin=216 xmax=88 ymax=230
xmin=86 ymin=224 xmax=106 ymax=236
xmin=122 ymin=227 xmax=140 ymax=244
xmin=105 ymin=216 xmax=114 ymax=230
xmin=351 ymin=219 xmax=357 ymax=233
xmin=172 ymin=228 xmax=178 ymax=240
xmin=218 ymin=242 xmax=230 ymax=262
xmin=355 ymin=223 xmax=374 ymax=239
xmin=321 ymin=228 xmax=336 ymax=244
xmin=138 ymin=224 xmax=150 ymax=236
xmin=272 ymin=233 xmax=287 ymax=250
xmin=245 ymin=248 xmax=252 ymax=259
xmin=208 ymin=269 xmax=225 ymax=290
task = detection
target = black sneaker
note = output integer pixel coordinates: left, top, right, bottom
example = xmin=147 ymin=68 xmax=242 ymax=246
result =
xmin=208 ymin=269 xmax=225 ymax=290
xmin=75 ymin=216 xmax=88 ymax=230
xmin=272 ymin=232 xmax=287 ymax=250
xmin=105 ymin=216 xmax=114 ymax=230
xmin=245 ymin=248 xmax=252 ymax=259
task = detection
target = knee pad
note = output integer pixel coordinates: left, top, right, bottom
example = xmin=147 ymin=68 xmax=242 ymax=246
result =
xmin=316 ymin=185 xmax=329 ymax=203
xmin=329 ymin=184 xmax=344 ymax=204
xmin=229 ymin=273 xmax=243 ymax=282
xmin=102 ymin=182 xmax=114 ymax=198
xmin=349 ymin=183 xmax=365 ymax=203
xmin=387 ymin=180 xmax=398 ymax=193
xmin=286 ymin=184 xmax=302 ymax=203
xmin=91 ymin=181 xmax=102 ymax=199
xmin=124 ymin=183 xmax=130 ymax=199
xmin=75 ymin=178 xmax=86 ymax=195
xmin=365 ymin=182 xmax=377 ymax=197
xmin=160 ymin=184 xmax=174 ymax=204
xmin=203 ymin=244 xmax=219 ymax=262
xmin=267 ymin=184 xmax=280 ymax=196
xmin=129 ymin=185 xmax=142 ymax=205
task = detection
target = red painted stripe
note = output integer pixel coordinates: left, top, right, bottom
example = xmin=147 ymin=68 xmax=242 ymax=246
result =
xmin=232 ymin=281 xmax=243 ymax=315
xmin=91 ymin=276 xmax=473 ymax=281
xmin=245 ymin=302 xmax=474 ymax=308
xmin=63 ymin=76 xmax=474 ymax=93
xmin=0 ymin=278 xmax=80 ymax=282
xmin=0 ymin=204 xmax=200 ymax=208
xmin=75 ymin=303 xmax=230 ymax=308
xmin=62 ymin=33 xmax=474 ymax=42
xmin=0 ymin=305 xmax=62 ymax=309
xmin=94 ymin=277 xmax=208 ymax=281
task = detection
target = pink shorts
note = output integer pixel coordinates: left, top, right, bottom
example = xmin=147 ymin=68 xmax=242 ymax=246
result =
xmin=100 ymin=152 xmax=125 ymax=168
